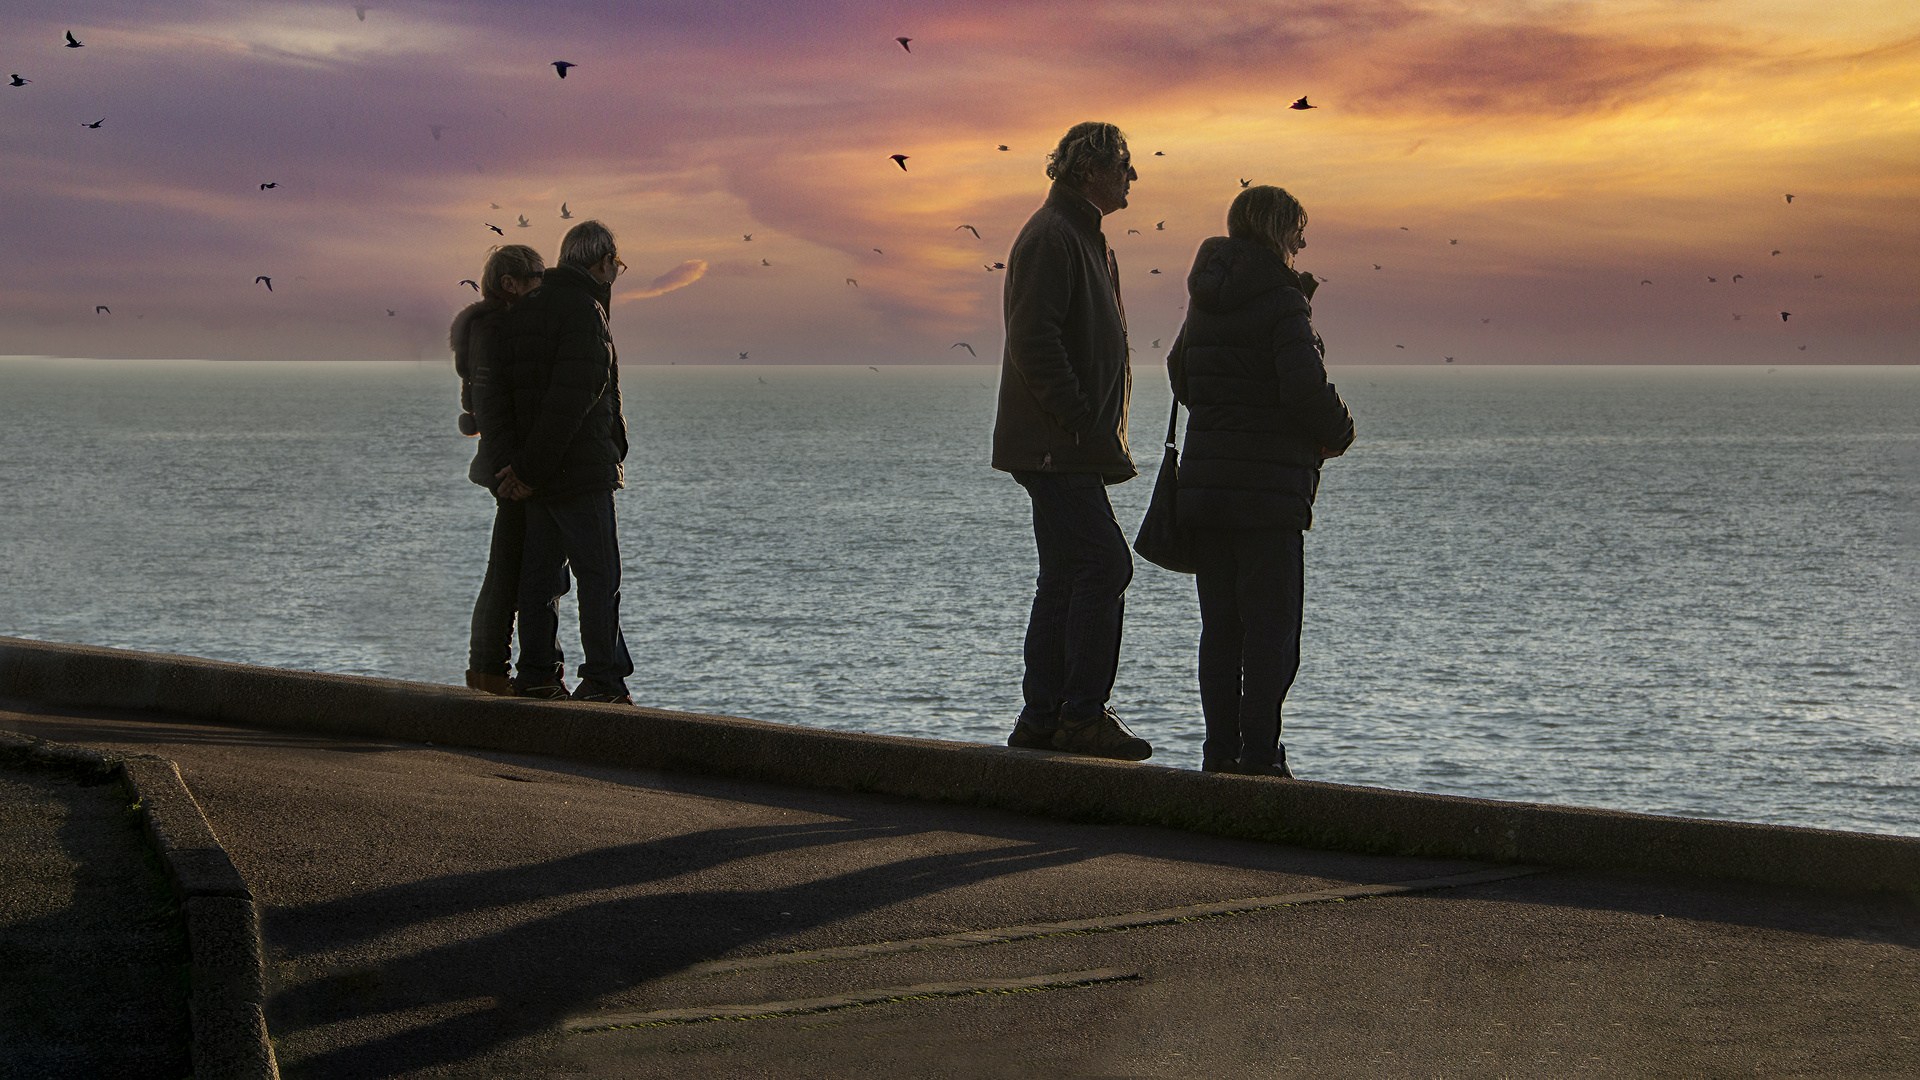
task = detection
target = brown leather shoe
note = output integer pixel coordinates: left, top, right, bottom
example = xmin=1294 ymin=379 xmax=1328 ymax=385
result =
xmin=1052 ymin=708 xmax=1152 ymax=761
xmin=465 ymin=670 xmax=516 ymax=696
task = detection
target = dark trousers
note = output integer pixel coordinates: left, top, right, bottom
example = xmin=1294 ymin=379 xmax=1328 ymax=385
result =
xmin=517 ymin=489 xmax=633 ymax=693
xmin=1012 ymin=471 xmax=1134 ymax=727
xmin=1193 ymin=529 xmax=1304 ymax=767
xmin=467 ymin=497 xmax=527 ymax=677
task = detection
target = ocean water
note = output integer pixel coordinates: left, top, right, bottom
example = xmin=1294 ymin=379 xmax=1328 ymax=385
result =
xmin=1 ymin=359 xmax=1915 ymax=836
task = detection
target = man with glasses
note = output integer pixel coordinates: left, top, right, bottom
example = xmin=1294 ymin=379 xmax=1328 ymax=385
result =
xmin=495 ymin=219 xmax=635 ymax=703
xmin=992 ymin=122 xmax=1151 ymax=760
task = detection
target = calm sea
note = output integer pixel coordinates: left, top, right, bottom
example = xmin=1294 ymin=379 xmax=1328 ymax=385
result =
xmin=2 ymin=360 xmax=1914 ymax=835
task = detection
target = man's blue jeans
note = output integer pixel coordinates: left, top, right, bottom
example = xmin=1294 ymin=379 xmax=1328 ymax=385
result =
xmin=1012 ymin=471 xmax=1134 ymax=728
xmin=516 ymin=489 xmax=633 ymax=694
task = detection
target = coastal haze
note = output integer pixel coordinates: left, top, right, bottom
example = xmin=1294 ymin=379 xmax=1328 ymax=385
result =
xmin=2 ymin=1 xmax=1918 ymax=364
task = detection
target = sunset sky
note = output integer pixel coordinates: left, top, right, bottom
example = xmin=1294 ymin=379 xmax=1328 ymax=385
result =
xmin=3 ymin=1 xmax=1916 ymax=364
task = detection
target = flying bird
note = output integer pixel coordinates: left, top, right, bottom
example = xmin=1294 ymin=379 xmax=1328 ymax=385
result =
xmin=460 ymin=279 xmax=479 ymax=292
xmin=1732 ymin=274 xmax=1743 ymax=282
xmin=1239 ymin=179 xmax=1251 ymax=188
xmin=356 ymin=6 xmax=369 ymax=20
xmin=956 ymin=224 xmax=981 ymax=238
xmin=1449 ymin=239 xmax=1458 ymax=245
xmin=868 ymin=366 xmax=880 ymax=372
xmin=559 ymin=203 xmax=572 ymax=219
xmin=386 ymin=309 xmax=396 ymax=316
xmin=486 ymin=223 xmax=504 ymax=235
xmin=872 ymin=248 xmax=883 ymax=254
xmin=1771 ymin=250 xmax=1782 ymax=256
xmin=260 ymin=182 xmax=276 ymax=190
xmin=255 ymin=276 xmax=273 ymax=291
xmin=1445 ymin=357 xmax=1454 ymax=363
xmin=516 ymin=215 xmax=530 ymax=227
xmin=761 ymin=259 xmax=770 ymax=266
xmin=8 ymin=75 xmax=28 ymax=87
xmin=1374 ymin=264 xmax=1382 ymax=270
xmin=1707 ymin=276 xmax=1717 ymax=282
xmin=1149 ymin=268 xmax=1161 ymax=274
xmin=1151 ymin=338 xmax=1161 ymax=348
xmin=1399 ymin=226 xmax=1409 ymax=231
xmin=490 ymin=202 xmax=500 ymax=209
xmin=1781 ymin=312 xmax=1791 ymax=321
xmin=1482 ymin=318 xmax=1491 ymax=323
xmin=1395 ymin=344 xmax=1405 ymax=349
xmin=742 ymin=234 xmax=752 ymax=241
xmin=1641 ymin=279 xmax=1652 ymax=285
xmin=95 ymin=305 xmax=109 ymax=314
xmin=1126 ymin=229 xmax=1140 ymax=235
xmin=951 ymin=342 xmax=976 ymax=356
xmin=1785 ymin=194 xmax=1793 ymax=204
xmin=896 ymin=36 xmax=912 ymax=52
xmin=65 ymin=31 xmax=83 ymax=48
xmin=997 ymin=144 xmax=1009 ymax=151
xmin=1799 ymin=344 xmax=1807 ymax=350
xmin=739 ymin=352 xmax=749 ymax=360
xmin=985 ymin=262 xmax=1005 ymax=270
xmin=81 ymin=118 xmax=104 ymax=128
xmin=889 ymin=154 xmax=909 ymax=171
xmin=1155 ymin=221 xmax=1165 ymax=230
xmin=429 ymin=125 xmax=445 ymax=141
xmin=1289 ymin=96 xmax=1316 ymax=110
xmin=552 ymin=61 xmax=577 ymax=78
xmin=1154 ymin=151 xmax=1165 ymax=156
xmin=1733 ymin=314 xmax=1742 ymax=320
xmin=846 ymin=278 xmax=858 ymax=286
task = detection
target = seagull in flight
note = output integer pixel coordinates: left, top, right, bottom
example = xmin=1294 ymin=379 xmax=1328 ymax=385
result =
xmin=81 ymin=118 xmax=104 ymax=129
xmin=260 ymin=182 xmax=277 ymax=190
xmin=387 ymin=309 xmax=396 ymax=316
xmin=868 ymin=365 xmax=880 ymax=372
xmin=761 ymin=259 xmax=771 ymax=266
xmin=1126 ymin=229 xmax=1140 ymax=235
xmin=9 ymin=75 xmax=28 ymax=87
xmin=255 ymin=276 xmax=273 ymax=292
xmin=1445 ymin=356 xmax=1454 ymax=363
xmin=460 ymin=279 xmax=479 ymax=292
xmin=1400 ymin=226 xmax=1410 ymax=231
xmin=429 ymin=125 xmax=445 ymax=141
xmin=1771 ymin=249 xmax=1782 ymax=256
xmin=739 ymin=352 xmax=750 ymax=360
xmin=65 ymin=31 xmax=84 ymax=48
xmin=516 ymin=215 xmax=530 ymax=227
xmin=896 ymin=37 xmax=912 ymax=52
xmin=95 ymin=305 xmax=109 ymax=314
xmin=872 ymin=248 xmax=883 ymax=254
xmin=1733 ymin=314 xmax=1742 ymax=320
xmin=1395 ymin=344 xmax=1405 ymax=349
xmin=1374 ymin=264 xmax=1382 ymax=270
xmin=560 ymin=203 xmax=572 ymax=219
xmin=1239 ymin=178 xmax=1251 ymax=188
xmin=1151 ymin=338 xmax=1162 ymax=348
xmin=984 ymin=262 xmax=1005 ymax=271
xmin=1785 ymin=193 xmax=1793 ymax=204
xmin=956 ymin=225 xmax=981 ymax=238
xmin=743 ymin=234 xmax=752 ymax=241
xmin=1155 ymin=221 xmax=1165 ymax=230
xmin=490 ymin=202 xmax=500 ymax=209
xmin=997 ymin=144 xmax=1009 ymax=151
xmin=356 ymin=6 xmax=369 ymax=20
xmin=1641 ymin=279 xmax=1652 ymax=285
xmin=1449 ymin=239 xmax=1458 ymax=245
xmin=951 ymin=342 xmax=976 ymax=356
xmin=1781 ymin=312 xmax=1791 ymax=321
xmin=846 ymin=278 xmax=858 ymax=287
xmin=1732 ymin=274 xmax=1743 ymax=282
xmin=1707 ymin=276 xmax=1717 ymax=282
xmin=1154 ymin=151 xmax=1165 ymax=156
xmin=552 ymin=61 xmax=577 ymax=78
xmin=890 ymin=154 xmax=909 ymax=171
xmin=1149 ymin=269 xmax=1161 ymax=274
xmin=486 ymin=223 xmax=504 ymax=235
xmin=1289 ymin=96 xmax=1316 ymax=110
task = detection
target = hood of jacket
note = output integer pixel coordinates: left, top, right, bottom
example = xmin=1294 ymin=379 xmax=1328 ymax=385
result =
xmin=537 ymin=264 xmax=613 ymax=318
xmin=1186 ymin=235 xmax=1304 ymax=315
xmin=449 ymin=297 xmax=507 ymax=354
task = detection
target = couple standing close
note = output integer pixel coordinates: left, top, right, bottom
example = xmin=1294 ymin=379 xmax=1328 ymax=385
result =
xmin=995 ymin=122 xmax=1355 ymax=776
xmin=452 ymin=220 xmax=635 ymax=705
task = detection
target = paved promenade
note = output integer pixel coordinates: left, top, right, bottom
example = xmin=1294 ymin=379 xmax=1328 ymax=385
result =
xmin=3 ymin=697 xmax=1917 ymax=1079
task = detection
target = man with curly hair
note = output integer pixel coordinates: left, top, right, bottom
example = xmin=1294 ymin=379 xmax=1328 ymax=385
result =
xmin=992 ymin=121 xmax=1150 ymax=761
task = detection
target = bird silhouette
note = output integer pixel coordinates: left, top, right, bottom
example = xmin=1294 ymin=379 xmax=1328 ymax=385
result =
xmin=985 ymin=262 xmax=1005 ymax=270
xmin=890 ymin=154 xmax=909 ymax=171
xmin=758 ymin=376 xmax=766 ymax=383
xmin=1154 ymin=151 xmax=1165 ymax=156
xmin=559 ymin=203 xmax=572 ymax=219
xmin=1445 ymin=357 xmax=1455 ymax=363
xmin=489 ymin=202 xmax=500 ymax=209
xmin=1149 ymin=269 xmax=1161 ymax=274
xmin=386 ymin=309 xmax=396 ymax=316
xmin=739 ymin=352 xmax=749 ymax=360
xmin=1482 ymin=318 xmax=1491 ymax=323
xmin=552 ymin=61 xmax=577 ymax=78
xmin=1151 ymin=338 xmax=1161 ymax=348
xmin=1289 ymin=96 xmax=1316 ymax=110
xmin=260 ymin=182 xmax=276 ymax=190
xmin=1374 ymin=264 xmax=1382 ymax=270
xmin=1781 ymin=312 xmax=1791 ymax=321
xmin=95 ymin=305 xmax=109 ymax=314
xmin=997 ymin=145 xmax=1009 ymax=151
xmin=1449 ymin=239 xmax=1458 ymax=245
xmin=1732 ymin=274 xmax=1743 ymax=282
xmin=1126 ymin=229 xmax=1140 ymax=235
xmin=460 ymin=279 xmax=479 ymax=292
xmin=1784 ymin=194 xmax=1793 ymax=204
xmin=1799 ymin=345 xmax=1807 ymax=350
xmin=429 ymin=125 xmax=445 ymax=141
xmin=255 ymin=276 xmax=273 ymax=291
xmin=846 ymin=278 xmax=858 ymax=286
xmin=81 ymin=119 xmax=104 ymax=129
xmin=1395 ymin=344 xmax=1405 ymax=349
xmin=355 ymin=6 xmax=369 ymax=20
xmin=872 ymin=248 xmax=883 ymax=254
xmin=761 ymin=259 xmax=770 ymax=267
xmin=1399 ymin=226 xmax=1409 ymax=231
xmin=1239 ymin=179 xmax=1251 ymax=188
xmin=516 ymin=215 xmax=530 ymax=227
xmin=1707 ymin=276 xmax=1717 ymax=282
xmin=868 ymin=365 xmax=880 ymax=372
xmin=1641 ymin=279 xmax=1652 ymax=285
xmin=1771 ymin=250 xmax=1781 ymax=256
xmin=8 ymin=75 xmax=28 ymax=87
xmin=1155 ymin=221 xmax=1165 ymax=230
xmin=1733 ymin=314 xmax=1742 ymax=320
xmin=65 ymin=31 xmax=83 ymax=48
xmin=956 ymin=225 xmax=981 ymax=238
xmin=486 ymin=223 xmax=503 ymax=235
xmin=951 ymin=342 xmax=976 ymax=356
xmin=895 ymin=36 xmax=912 ymax=52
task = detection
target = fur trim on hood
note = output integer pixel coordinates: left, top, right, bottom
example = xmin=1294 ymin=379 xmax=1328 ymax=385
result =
xmin=449 ymin=297 xmax=508 ymax=375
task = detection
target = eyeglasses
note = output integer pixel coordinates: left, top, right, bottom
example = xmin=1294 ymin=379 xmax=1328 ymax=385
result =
xmin=611 ymin=256 xmax=627 ymax=276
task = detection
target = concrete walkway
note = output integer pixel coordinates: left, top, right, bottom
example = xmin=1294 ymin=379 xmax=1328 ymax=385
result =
xmin=4 ymin=698 xmax=1917 ymax=1079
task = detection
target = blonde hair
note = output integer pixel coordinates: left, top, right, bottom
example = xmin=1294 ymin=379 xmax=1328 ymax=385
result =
xmin=480 ymin=244 xmax=544 ymax=303
xmin=1045 ymin=122 xmax=1128 ymax=188
xmin=1227 ymin=185 xmax=1307 ymax=264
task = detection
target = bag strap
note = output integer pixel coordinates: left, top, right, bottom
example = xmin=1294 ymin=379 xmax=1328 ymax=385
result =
xmin=1163 ymin=398 xmax=1180 ymax=448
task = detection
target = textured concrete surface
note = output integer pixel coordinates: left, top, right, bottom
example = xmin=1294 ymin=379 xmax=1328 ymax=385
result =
xmin=4 ymin=699 xmax=1917 ymax=1079
xmin=4 ymin=636 xmax=1917 ymax=894
xmin=0 ymin=763 xmax=191 ymax=1079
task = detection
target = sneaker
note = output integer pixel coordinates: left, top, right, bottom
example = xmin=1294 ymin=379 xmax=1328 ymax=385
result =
xmin=516 ymin=680 xmax=571 ymax=701
xmin=1201 ymin=756 xmax=1238 ymax=773
xmin=1052 ymin=708 xmax=1152 ymax=761
xmin=571 ymin=684 xmax=633 ymax=705
xmin=1006 ymin=717 xmax=1059 ymax=750
xmin=465 ymin=670 xmax=516 ymax=697
xmin=1232 ymin=744 xmax=1295 ymax=779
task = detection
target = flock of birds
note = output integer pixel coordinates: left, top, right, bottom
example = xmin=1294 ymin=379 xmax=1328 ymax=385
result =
xmin=27 ymin=17 xmax=1822 ymax=361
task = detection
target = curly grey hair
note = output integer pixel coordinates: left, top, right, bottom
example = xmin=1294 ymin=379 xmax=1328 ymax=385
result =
xmin=1045 ymin=122 xmax=1128 ymax=188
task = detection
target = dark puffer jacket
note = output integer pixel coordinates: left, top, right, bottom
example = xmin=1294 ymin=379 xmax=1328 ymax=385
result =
xmin=991 ymin=182 xmax=1135 ymax=482
xmin=1169 ymin=236 xmax=1354 ymax=531
xmin=450 ymin=298 xmax=514 ymax=490
xmin=497 ymin=265 xmax=628 ymax=500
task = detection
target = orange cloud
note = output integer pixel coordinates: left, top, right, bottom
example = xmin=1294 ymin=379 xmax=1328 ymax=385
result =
xmin=618 ymin=260 xmax=708 ymax=301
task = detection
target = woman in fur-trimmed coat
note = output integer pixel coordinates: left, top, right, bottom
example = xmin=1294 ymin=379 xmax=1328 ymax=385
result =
xmin=451 ymin=244 xmax=546 ymax=695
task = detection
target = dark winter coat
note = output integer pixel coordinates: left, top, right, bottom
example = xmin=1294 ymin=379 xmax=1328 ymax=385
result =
xmin=1168 ymin=236 xmax=1354 ymax=531
xmin=496 ymin=264 xmax=628 ymax=500
xmin=450 ymin=298 xmax=515 ymax=491
xmin=991 ymin=182 xmax=1135 ymax=482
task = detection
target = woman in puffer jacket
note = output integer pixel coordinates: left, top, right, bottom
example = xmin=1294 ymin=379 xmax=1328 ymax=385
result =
xmin=1167 ymin=186 xmax=1355 ymax=777
xmin=451 ymin=243 xmax=546 ymax=695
